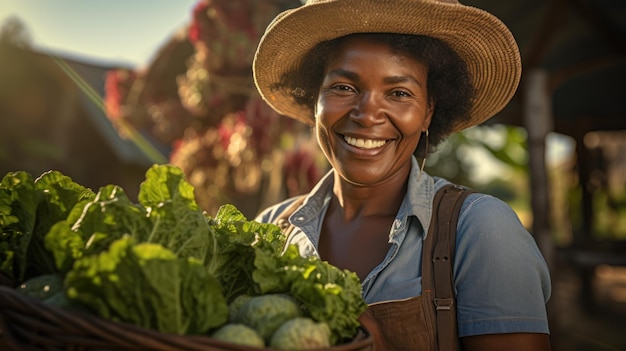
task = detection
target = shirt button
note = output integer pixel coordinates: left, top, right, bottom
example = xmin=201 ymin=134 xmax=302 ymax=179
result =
xmin=295 ymin=216 xmax=305 ymax=222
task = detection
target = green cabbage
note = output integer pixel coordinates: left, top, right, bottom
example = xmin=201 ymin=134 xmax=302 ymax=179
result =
xmin=253 ymin=244 xmax=367 ymax=344
xmin=212 ymin=324 xmax=265 ymax=347
xmin=234 ymin=293 xmax=302 ymax=341
xmin=228 ymin=294 xmax=253 ymax=322
xmin=270 ymin=317 xmax=331 ymax=350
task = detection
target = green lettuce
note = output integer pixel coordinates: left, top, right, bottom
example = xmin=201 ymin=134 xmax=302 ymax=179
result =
xmin=0 ymin=170 xmax=94 ymax=285
xmin=45 ymin=165 xmax=211 ymax=273
xmin=138 ymin=165 xmax=210 ymax=259
xmin=205 ymin=204 xmax=285 ymax=302
xmin=2 ymin=164 xmax=367 ymax=342
xmin=65 ymin=236 xmax=228 ymax=335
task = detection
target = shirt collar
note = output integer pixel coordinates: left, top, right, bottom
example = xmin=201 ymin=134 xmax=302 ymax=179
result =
xmin=399 ymin=156 xmax=435 ymax=237
xmin=300 ymin=156 xmax=436 ymax=235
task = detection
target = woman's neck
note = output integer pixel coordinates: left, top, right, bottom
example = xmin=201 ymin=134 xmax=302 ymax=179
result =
xmin=331 ymin=169 xmax=409 ymax=222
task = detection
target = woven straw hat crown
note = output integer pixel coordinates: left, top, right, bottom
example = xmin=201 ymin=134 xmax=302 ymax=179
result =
xmin=253 ymin=0 xmax=521 ymax=132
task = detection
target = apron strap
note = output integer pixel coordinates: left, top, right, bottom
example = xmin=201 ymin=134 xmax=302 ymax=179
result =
xmin=425 ymin=184 xmax=475 ymax=351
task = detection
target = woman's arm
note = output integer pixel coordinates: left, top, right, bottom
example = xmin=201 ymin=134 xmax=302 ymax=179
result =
xmin=462 ymin=332 xmax=551 ymax=350
xmin=454 ymin=194 xmax=552 ymax=346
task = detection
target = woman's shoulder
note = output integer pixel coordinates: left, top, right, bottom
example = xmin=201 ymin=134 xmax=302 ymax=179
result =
xmin=432 ymin=177 xmax=518 ymax=223
xmin=431 ymin=177 xmax=531 ymax=246
xmin=459 ymin=190 xmax=524 ymax=232
xmin=440 ymin=181 xmax=539 ymax=257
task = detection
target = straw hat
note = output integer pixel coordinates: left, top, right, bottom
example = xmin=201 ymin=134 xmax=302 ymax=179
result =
xmin=253 ymin=0 xmax=521 ymax=132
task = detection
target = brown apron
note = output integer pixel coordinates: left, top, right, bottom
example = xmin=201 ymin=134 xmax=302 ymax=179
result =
xmin=366 ymin=294 xmax=437 ymax=351
xmin=361 ymin=227 xmax=438 ymax=351
xmin=275 ymin=185 xmax=472 ymax=351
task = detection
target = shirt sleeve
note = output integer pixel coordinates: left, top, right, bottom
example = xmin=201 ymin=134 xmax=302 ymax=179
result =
xmin=453 ymin=193 xmax=552 ymax=337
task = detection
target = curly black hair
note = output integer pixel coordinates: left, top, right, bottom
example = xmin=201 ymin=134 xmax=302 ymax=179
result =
xmin=273 ymin=32 xmax=476 ymax=156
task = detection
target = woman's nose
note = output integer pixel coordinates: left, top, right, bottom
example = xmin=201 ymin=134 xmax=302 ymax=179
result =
xmin=350 ymin=93 xmax=385 ymax=126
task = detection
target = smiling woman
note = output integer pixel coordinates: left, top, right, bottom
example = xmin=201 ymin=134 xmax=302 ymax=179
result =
xmin=252 ymin=0 xmax=552 ymax=350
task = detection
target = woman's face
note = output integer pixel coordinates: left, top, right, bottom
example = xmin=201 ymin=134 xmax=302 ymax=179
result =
xmin=315 ymin=36 xmax=433 ymax=187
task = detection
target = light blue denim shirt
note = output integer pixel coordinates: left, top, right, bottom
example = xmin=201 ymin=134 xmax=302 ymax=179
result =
xmin=255 ymin=157 xmax=551 ymax=337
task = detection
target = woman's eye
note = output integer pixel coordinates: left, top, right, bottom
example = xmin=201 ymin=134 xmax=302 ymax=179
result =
xmin=391 ymin=90 xmax=411 ymax=97
xmin=333 ymin=84 xmax=353 ymax=92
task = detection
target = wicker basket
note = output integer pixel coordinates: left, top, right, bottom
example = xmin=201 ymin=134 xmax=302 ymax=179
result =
xmin=0 ymin=286 xmax=373 ymax=351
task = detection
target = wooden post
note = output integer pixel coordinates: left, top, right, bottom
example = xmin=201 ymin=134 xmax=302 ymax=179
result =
xmin=524 ymin=68 xmax=559 ymax=346
xmin=524 ymin=69 xmax=555 ymax=268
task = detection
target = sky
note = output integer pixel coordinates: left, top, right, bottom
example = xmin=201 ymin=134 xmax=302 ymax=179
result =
xmin=0 ymin=0 xmax=199 ymax=67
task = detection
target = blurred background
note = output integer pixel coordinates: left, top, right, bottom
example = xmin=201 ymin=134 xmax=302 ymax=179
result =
xmin=0 ymin=0 xmax=624 ymax=349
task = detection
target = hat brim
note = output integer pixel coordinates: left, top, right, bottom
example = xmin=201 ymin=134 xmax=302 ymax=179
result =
xmin=253 ymin=0 xmax=521 ymax=131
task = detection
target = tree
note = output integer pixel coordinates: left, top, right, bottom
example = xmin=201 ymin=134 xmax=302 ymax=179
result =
xmin=0 ymin=16 xmax=32 ymax=49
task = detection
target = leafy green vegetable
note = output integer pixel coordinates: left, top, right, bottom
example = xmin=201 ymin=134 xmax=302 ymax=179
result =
xmin=253 ymin=244 xmax=367 ymax=344
xmin=0 ymin=170 xmax=94 ymax=284
xmin=30 ymin=171 xmax=95 ymax=277
xmin=138 ymin=165 xmax=210 ymax=259
xmin=228 ymin=293 xmax=252 ymax=322
xmin=205 ymin=204 xmax=285 ymax=302
xmin=1 ymin=164 xmax=368 ymax=344
xmin=234 ymin=293 xmax=302 ymax=342
xmin=16 ymin=273 xmax=63 ymax=300
xmin=1 ymin=172 xmax=43 ymax=284
xmin=270 ymin=317 xmax=331 ymax=350
xmin=45 ymin=165 xmax=211 ymax=273
xmin=45 ymin=185 xmax=146 ymax=272
xmin=211 ymin=324 xmax=265 ymax=347
xmin=65 ymin=236 xmax=228 ymax=335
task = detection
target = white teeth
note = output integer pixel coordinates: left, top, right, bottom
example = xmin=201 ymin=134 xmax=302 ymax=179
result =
xmin=344 ymin=136 xmax=387 ymax=149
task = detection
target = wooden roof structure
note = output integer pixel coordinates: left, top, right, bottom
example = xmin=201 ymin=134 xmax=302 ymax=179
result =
xmin=472 ymin=0 xmax=625 ymax=129
xmin=466 ymin=0 xmax=626 ymax=312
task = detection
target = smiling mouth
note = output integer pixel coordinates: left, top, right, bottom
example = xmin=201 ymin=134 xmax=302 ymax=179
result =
xmin=344 ymin=135 xmax=388 ymax=149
